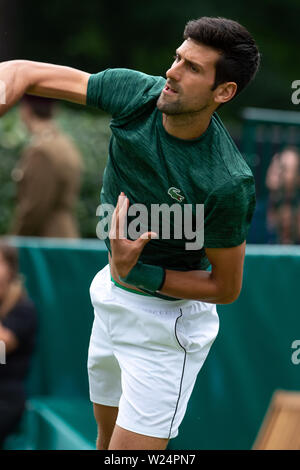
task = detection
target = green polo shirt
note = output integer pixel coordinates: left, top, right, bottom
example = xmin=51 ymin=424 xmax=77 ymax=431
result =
xmin=87 ymin=68 xmax=256 ymax=276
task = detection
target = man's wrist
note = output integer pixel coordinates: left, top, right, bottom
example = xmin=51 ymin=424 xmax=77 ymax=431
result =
xmin=119 ymin=261 xmax=165 ymax=292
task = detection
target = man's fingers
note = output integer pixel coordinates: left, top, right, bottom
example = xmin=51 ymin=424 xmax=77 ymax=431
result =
xmin=110 ymin=193 xmax=157 ymax=245
xmin=136 ymin=231 xmax=158 ymax=249
xmin=109 ymin=203 xmax=117 ymax=239
xmin=118 ymin=193 xmax=129 ymax=237
xmin=109 ymin=192 xmax=128 ymax=239
xmin=140 ymin=231 xmax=158 ymax=240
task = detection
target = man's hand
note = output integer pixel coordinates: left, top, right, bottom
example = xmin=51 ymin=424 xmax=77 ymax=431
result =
xmin=109 ymin=192 xmax=157 ymax=279
xmin=0 ymin=61 xmax=26 ymax=117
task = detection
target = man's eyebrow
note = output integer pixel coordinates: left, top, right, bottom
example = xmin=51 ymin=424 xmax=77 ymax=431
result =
xmin=175 ymin=49 xmax=204 ymax=71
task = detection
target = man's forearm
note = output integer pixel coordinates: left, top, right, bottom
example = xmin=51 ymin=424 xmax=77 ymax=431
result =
xmin=24 ymin=60 xmax=90 ymax=104
xmin=0 ymin=59 xmax=89 ymax=117
xmin=108 ymin=193 xmax=245 ymax=305
xmin=158 ymin=268 xmax=238 ymax=304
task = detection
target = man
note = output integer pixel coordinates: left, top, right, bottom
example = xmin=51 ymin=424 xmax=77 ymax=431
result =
xmin=11 ymin=94 xmax=83 ymax=238
xmin=0 ymin=17 xmax=260 ymax=450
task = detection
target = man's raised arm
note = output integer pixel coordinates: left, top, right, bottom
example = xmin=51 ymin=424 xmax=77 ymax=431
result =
xmin=0 ymin=60 xmax=90 ymax=116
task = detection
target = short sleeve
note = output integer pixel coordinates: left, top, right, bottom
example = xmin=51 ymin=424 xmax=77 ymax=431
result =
xmin=86 ymin=68 xmax=165 ymax=119
xmin=2 ymin=299 xmax=37 ymax=345
xmin=204 ymin=176 xmax=256 ymax=248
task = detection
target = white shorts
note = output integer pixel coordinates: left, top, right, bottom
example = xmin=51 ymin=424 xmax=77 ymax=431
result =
xmin=87 ymin=264 xmax=219 ymax=440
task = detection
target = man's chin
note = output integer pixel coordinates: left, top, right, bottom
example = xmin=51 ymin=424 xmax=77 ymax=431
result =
xmin=156 ymin=96 xmax=182 ymax=115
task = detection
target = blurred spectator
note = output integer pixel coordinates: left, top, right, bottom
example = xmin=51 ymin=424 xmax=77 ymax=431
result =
xmin=10 ymin=95 xmax=83 ymax=237
xmin=0 ymin=242 xmax=37 ymax=448
xmin=266 ymin=146 xmax=300 ymax=244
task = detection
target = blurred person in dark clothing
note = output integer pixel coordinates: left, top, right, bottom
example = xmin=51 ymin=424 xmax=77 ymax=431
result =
xmin=266 ymin=146 xmax=300 ymax=244
xmin=10 ymin=95 xmax=83 ymax=238
xmin=0 ymin=243 xmax=37 ymax=448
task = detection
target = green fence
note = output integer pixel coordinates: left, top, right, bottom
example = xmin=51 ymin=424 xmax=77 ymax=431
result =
xmin=3 ymin=237 xmax=300 ymax=450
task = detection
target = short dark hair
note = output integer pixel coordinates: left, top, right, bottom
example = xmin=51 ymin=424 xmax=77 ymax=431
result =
xmin=183 ymin=17 xmax=260 ymax=100
xmin=21 ymin=94 xmax=56 ymax=119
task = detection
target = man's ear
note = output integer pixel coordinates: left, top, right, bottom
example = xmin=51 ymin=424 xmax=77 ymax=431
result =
xmin=214 ymin=82 xmax=237 ymax=105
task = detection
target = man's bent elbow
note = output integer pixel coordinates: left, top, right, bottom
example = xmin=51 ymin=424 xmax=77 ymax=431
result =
xmin=218 ymin=289 xmax=241 ymax=305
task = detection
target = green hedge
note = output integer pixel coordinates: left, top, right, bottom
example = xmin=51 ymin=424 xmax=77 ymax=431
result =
xmin=0 ymin=105 xmax=111 ymax=238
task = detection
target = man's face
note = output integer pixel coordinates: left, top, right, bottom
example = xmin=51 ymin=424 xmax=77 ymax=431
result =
xmin=157 ymin=39 xmax=221 ymax=115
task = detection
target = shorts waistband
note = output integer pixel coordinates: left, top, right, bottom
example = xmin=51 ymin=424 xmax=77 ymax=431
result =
xmin=109 ymin=266 xmax=182 ymax=302
xmin=110 ymin=275 xmax=152 ymax=297
xmin=111 ymin=283 xmax=193 ymax=310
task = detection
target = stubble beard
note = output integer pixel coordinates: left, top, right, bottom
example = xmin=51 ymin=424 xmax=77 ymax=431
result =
xmin=156 ymin=92 xmax=210 ymax=117
xmin=156 ymin=92 xmax=184 ymax=115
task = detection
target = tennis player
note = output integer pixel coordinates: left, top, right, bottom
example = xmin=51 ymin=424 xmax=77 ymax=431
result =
xmin=0 ymin=17 xmax=260 ymax=450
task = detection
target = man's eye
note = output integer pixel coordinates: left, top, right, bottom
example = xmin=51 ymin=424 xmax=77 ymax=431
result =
xmin=190 ymin=64 xmax=198 ymax=72
xmin=173 ymin=54 xmax=180 ymax=62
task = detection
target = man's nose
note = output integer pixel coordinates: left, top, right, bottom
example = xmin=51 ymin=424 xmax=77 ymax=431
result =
xmin=166 ymin=61 xmax=182 ymax=81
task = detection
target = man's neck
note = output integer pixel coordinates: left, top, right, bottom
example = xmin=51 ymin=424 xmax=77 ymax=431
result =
xmin=162 ymin=110 xmax=213 ymax=140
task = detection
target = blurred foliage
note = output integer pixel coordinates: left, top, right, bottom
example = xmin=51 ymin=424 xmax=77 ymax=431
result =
xmin=10 ymin=0 xmax=299 ymax=123
xmin=1 ymin=0 xmax=299 ymax=236
xmin=0 ymin=109 xmax=26 ymax=234
xmin=0 ymin=105 xmax=111 ymax=238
